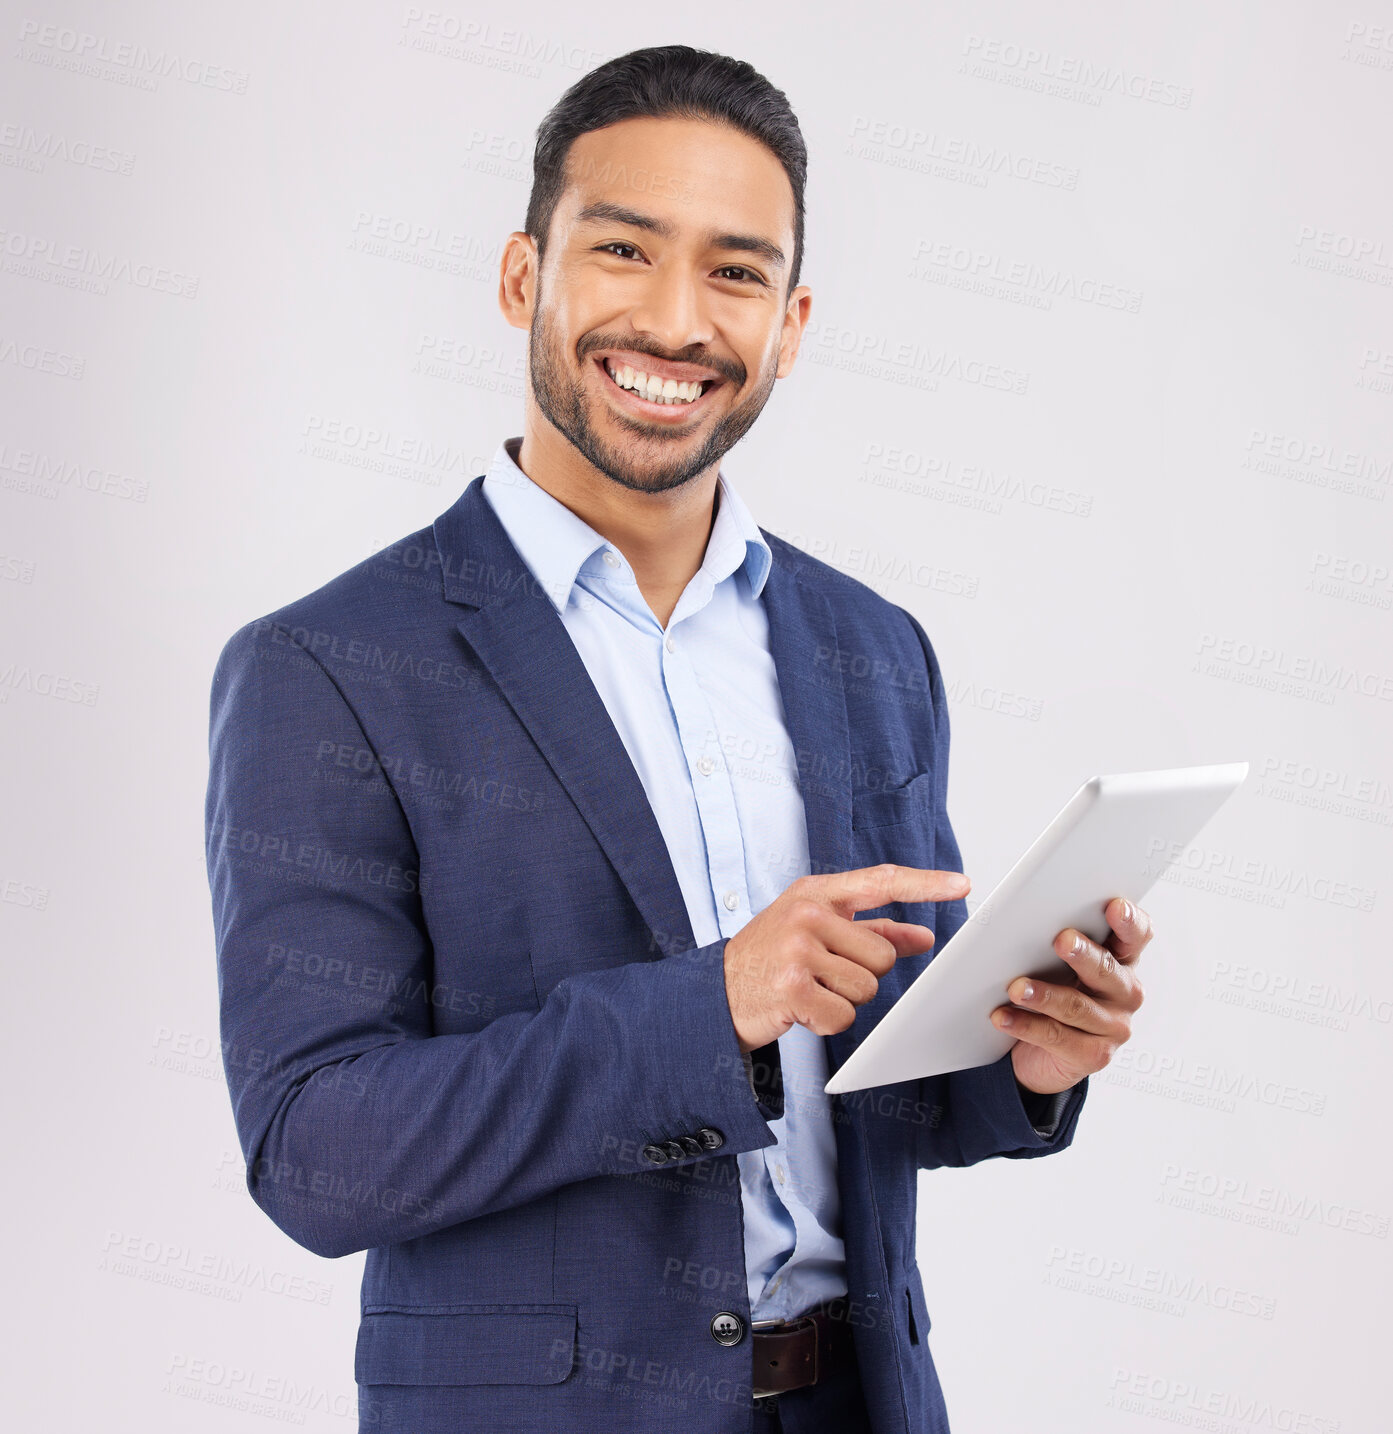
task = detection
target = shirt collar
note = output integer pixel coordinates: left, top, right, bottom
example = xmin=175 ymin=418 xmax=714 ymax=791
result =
xmin=480 ymin=436 xmax=772 ymax=617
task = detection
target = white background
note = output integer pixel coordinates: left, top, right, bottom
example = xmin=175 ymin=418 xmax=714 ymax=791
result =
xmin=2 ymin=2 xmax=1390 ymax=1429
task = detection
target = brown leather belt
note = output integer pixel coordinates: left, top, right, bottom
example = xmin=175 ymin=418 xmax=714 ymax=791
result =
xmin=750 ymin=1295 xmax=856 ymax=1399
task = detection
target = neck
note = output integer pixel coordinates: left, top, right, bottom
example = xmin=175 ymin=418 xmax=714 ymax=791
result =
xmin=513 ymin=407 xmax=721 ymax=630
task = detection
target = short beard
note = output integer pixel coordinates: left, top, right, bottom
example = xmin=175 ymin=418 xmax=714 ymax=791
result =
xmin=527 ymin=282 xmax=777 ymax=496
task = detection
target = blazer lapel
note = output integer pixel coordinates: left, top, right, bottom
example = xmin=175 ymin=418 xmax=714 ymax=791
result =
xmin=434 ymin=477 xmax=696 ymax=959
xmin=757 ymin=546 xmax=853 ymax=890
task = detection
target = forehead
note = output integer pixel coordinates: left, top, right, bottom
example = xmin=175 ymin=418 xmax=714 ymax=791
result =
xmin=557 ymin=115 xmax=794 ymax=247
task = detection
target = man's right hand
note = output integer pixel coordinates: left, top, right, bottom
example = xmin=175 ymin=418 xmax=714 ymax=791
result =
xmin=723 ymin=865 xmax=971 ymax=1053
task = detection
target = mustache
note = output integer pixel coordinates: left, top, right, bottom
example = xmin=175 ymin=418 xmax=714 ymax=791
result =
xmin=577 ymin=334 xmax=744 ymax=388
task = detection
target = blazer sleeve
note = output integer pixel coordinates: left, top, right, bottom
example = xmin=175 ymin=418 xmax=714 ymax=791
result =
xmin=897 ymin=609 xmax=1089 ymax=1169
xmin=205 ymin=618 xmax=778 ymax=1259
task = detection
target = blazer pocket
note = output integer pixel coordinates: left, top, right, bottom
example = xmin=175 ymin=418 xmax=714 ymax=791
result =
xmin=904 ymin=1265 xmax=932 ymax=1346
xmin=851 ymin=769 xmax=937 ymax=831
xmin=355 ymin=1305 xmax=577 ymax=1386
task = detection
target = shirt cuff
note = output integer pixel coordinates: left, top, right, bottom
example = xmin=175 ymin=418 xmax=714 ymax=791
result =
xmin=1015 ymin=1078 xmax=1076 ymax=1139
xmin=743 ymin=1042 xmax=784 ymax=1121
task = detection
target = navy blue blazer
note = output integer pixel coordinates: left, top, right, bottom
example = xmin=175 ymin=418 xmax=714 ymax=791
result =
xmin=205 ymin=473 xmax=1088 ymax=1433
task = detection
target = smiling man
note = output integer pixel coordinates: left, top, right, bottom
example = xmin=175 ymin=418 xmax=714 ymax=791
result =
xmin=206 ymin=45 xmax=1150 ymax=1434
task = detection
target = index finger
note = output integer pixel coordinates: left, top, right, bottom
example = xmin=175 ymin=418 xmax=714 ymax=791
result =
xmin=813 ymin=863 xmax=971 ymax=917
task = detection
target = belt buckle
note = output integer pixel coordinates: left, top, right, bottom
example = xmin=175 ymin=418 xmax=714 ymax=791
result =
xmin=751 ymin=1313 xmax=816 ymax=1400
xmin=751 ymin=1316 xmax=786 ymax=1399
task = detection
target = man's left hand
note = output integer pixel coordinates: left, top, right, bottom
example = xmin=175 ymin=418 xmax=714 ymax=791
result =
xmin=992 ymin=897 xmax=1151 ymax=1096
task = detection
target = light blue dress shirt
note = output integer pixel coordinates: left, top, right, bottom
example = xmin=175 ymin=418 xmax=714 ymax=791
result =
xmin=481 ymin=435 xmax=847 ymax=1322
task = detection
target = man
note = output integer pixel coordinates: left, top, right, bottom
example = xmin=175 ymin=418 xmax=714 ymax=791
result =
xmin=205 ymin=44 xmax=1150 ymax=1434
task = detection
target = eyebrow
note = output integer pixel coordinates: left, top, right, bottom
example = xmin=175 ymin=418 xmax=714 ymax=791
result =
xmin=575 ymin=200 xmax=787 ymax=271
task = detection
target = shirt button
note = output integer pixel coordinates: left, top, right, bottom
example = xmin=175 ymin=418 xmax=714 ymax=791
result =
xmin=774 ymin=1164 xmax=786 ymax=1184
xmin=696 ymin=755 xmax=715 ymax=776
xmin=603 ymin=550 xmax=621 ymax=568
xmin=723 ymin=891 xmax=740 ymax=911
xmin=664 ymin=633 xmax=675 ymax=653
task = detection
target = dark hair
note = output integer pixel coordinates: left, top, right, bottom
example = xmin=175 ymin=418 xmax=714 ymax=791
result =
xmin=524 ymin=45 xmax=808 ymax=294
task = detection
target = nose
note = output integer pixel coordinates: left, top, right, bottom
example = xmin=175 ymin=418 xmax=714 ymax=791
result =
xmin=627 ymin=260 xmax=715 ymax=357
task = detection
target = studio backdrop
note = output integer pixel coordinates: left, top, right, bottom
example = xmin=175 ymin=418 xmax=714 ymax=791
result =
xmin=2 ymin=2 xmax=1388 ymax=1429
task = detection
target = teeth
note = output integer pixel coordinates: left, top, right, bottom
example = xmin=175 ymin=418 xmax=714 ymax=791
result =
xmin=605 ymin=360 xmax=708 ymax=405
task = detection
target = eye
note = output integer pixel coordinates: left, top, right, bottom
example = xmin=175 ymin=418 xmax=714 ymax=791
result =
xmin=714 ymin=265 xmax=767 ymax=286
xmin=596 ymin=241 xmax=642 ymax=260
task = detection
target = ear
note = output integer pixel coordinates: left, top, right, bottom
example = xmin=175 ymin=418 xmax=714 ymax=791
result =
xmin=776 ymin=284 xmax=813 ymax=379
xmin=498 ymin=232 xmax=538 ymax=331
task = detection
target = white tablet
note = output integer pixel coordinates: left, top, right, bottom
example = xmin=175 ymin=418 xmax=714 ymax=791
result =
xmin=822 ymin=762 xmax=1249 ymax=1093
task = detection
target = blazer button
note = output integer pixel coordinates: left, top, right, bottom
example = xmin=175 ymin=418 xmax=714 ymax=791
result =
xmin=678 ymin=1135 xmax=704 ymax=1156
xmin=710 ymin=1311 xmax=745 ymax=1346
xmin=696 ymin=1126 xmax=725 ymax=1151
xmin=662 ymin=1140 xmax=686 ymax=1162
xmin=642 ymin=1143 xmax=670 ymax=1165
